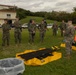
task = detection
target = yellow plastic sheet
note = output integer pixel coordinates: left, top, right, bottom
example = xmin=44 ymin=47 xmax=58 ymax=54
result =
xmin=16 ymin=49 xmax=62 ymax=66
xmin=60 ymin=43 xmax=76 ymax=51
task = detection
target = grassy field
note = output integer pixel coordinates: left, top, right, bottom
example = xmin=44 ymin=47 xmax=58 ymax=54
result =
xmin=20 ymin=16 xmax=59 ymax=24
xmin=0 ymin=28 xmax=76 ymax=75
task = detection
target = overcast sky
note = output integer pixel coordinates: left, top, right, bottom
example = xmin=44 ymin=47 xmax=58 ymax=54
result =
xmin=0 ymin=0 xmax=76 ymax=12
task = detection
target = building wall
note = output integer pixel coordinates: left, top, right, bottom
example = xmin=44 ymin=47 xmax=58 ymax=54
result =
xmin=0 ymin=6 xmax=9 ymax=10
xmin=0 ymin=11 xmax=16 ymax=25
xmin=0 ymin=11 xmax=16 ymax=19
xmin=0 ymin=19 xmax=15 ymax=25
xmin=0 ymin=20 xmax=4 ymax=25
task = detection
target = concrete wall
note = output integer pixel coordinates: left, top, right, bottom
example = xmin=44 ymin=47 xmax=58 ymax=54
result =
xmin=0 ymin=20 xmax=3 ymax=25
xmin=0 ymin=6 xmax=9 ymax=10
xmin=0 ymin=11 xmax=16 ymax=19
xmin=0 ymin=19 xmax=15 ymax=25
xmin=0 ymin=11 xmax=16 ymax=25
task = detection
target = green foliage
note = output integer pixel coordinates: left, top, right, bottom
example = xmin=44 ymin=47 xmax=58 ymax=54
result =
xmin=20 ymin=16 xmax=55 ymax=24
xmin=71 ymin=12 xmax=76 ymax=24
xmin=73 ymin=7 xmax=76 ymax=12
xmin=16 ymin=8 xmax=26 ymax=19
xmin=16 ymin=7 xmax=76 ymax=24
xmin=16 ymin=8 xmax=33 ymax=20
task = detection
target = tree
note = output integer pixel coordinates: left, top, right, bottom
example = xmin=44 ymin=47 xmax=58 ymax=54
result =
xmin=16 ymin=8 xmax=26 ymax=19
xmin=73 ymin=7 xmax=76 ymax=12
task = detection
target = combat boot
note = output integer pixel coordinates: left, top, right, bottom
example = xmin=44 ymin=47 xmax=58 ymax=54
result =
xmin=64 ymin=54 xmax=71 ymax=60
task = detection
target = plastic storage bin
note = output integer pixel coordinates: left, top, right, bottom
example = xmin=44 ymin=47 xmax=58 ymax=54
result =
xmin=0 ymin=58 xmax=25 ymax=75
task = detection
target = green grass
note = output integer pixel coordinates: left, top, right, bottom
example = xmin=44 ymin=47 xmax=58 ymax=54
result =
xmin=0 ymin=28 xmax=76 ymax=75
xmin=20 ymin=16 xmax=55 ymax=24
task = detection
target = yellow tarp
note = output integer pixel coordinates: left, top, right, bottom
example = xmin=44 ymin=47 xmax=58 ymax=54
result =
xmin=60 ymin=43 xmax=76 ymax=51
xmin=16 ymin=48 xmax=62 ymax=66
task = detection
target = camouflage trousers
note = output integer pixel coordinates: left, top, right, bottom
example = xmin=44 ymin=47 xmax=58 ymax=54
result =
xmin=53 ymin=29 xmax=57 ymax=36
xmin=65 ymin=38 xmax=73 ymax=55
xmin=2 ymin=33 xmax=10 ymax=46
xmin=40 ymin=31 xmax=45 ymax=42
xmin=14 ymin=32 xmax=21 ymax=44
xmin=61 ymin=30 xmax=64 ymax=37
xmin=29 ymin=32 xmax=35 ymax=43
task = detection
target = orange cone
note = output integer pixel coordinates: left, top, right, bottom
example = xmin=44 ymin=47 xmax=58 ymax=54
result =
xmin=74 ymin=35 xmax=76 ymax=42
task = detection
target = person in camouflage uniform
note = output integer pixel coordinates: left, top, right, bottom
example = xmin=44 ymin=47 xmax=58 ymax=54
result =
xmin=59 ymin=20 xmax=66 ymax=36
xmin=2 ymin=19 xmax=11 ymax=46
xmin=64 ymin=21 xmax=75 ymax=59
xmin=52 ymin=21 xmax=58 ymax=36
xmin=28 ymin=20 xmax=36 ymax=44
xmin=28 ymin=19 xmax=32 ymax=31
xmin=38 ymin=20 xmax=47 ymax=42
xmin=14 ymin=17 xmax=22 ymax=45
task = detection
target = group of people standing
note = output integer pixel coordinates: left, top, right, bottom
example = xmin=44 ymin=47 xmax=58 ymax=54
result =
xmin=1 ymin=17 xmax=75 ymax=59
xmin=52 ymin=20 xmax=75 ymax=59
xmin=1 ymin=18 xmax=47 ymax=46
xmin=52 ymin=20 xmax=66 ymax=36
xmin=28 ymin=19 xmax=47 ymax=44
xmin=2 ymin=17 xmax=22 ymax=47
xmin=28 ymin=19 xmax=75 ymax=59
